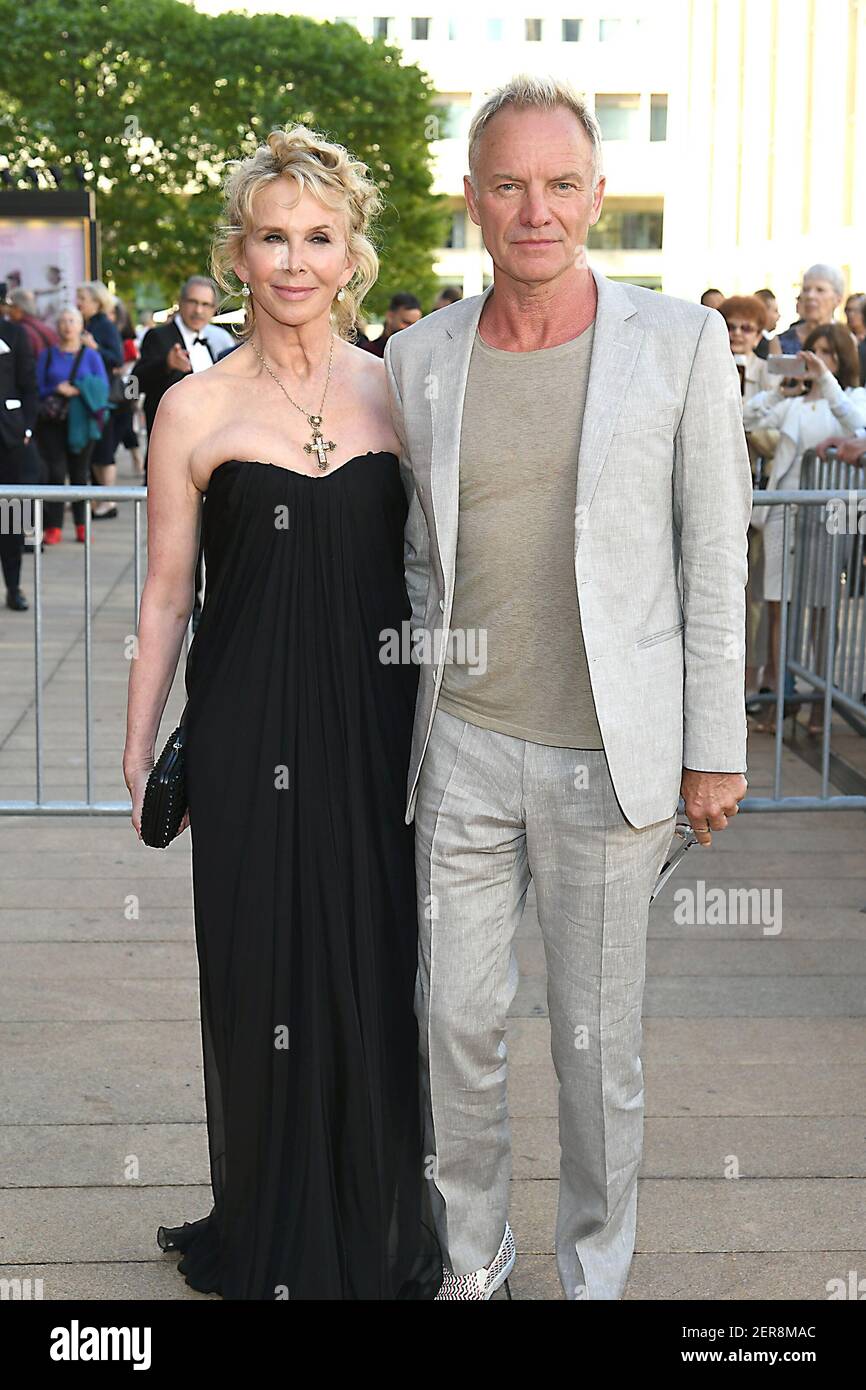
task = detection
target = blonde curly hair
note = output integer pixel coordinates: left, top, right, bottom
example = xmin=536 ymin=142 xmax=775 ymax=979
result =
xmin=211 ymin=125 xmax=383 ymax=341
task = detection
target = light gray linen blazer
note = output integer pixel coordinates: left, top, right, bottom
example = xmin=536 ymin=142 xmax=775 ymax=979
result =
xmin=384 ymin=267 xmax=752 ymax=828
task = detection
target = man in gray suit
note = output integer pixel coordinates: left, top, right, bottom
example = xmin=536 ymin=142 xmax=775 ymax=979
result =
xmin=384 ymin=75 xmax=751 ymax=1301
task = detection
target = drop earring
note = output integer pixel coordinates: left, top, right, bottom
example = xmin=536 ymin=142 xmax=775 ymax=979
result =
xmin=240 ymin=283 xmax=250 ymax=297
xmin=336 ymin=287 xmax=346 ymax=302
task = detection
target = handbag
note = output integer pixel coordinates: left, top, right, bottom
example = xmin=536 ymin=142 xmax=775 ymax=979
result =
xmin=140 ymin=703 xmax=189 ymax=848
xmin=37 ymin=345 xmax=87 ymax=423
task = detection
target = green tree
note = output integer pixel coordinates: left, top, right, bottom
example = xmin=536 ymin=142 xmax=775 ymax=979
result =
xmin=0 ymin=0 xmax=448 ymax=315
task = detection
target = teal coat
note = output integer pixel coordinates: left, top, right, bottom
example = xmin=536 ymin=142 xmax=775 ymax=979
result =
xmin=68 ymin=373 xmax=111 ymax=453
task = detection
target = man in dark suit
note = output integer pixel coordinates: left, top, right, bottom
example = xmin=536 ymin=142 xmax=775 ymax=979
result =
xmin=133 ymin=277 xmax=235 ymax=625
xmin=0 ymin=316 xmax=39 ymax=611
xmin=133 ymin=276 xmax=236 ymax=467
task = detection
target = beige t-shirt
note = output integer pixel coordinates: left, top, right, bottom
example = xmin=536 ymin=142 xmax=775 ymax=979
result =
xmin=437 ymin=319 xmax=603 ymax=748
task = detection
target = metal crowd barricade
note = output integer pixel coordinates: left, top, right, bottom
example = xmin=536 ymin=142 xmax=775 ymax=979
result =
xmin=1 ymin=461 xmax=865 ymax=817
xmin=0 ymin=481 xmax=192 ymax=816
xmin=741 ymin=445 xmax=866 ymax=813
xmin=792 ymin=449 xmax=866 ymax=716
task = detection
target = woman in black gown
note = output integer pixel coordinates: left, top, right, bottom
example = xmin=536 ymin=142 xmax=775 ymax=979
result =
xmin=123 ymin=126 xmax=441 ymax=1299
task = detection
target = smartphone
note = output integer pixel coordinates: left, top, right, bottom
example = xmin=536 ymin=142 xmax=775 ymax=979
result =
xmin=767 ymin=355 xmax=808 ymax=377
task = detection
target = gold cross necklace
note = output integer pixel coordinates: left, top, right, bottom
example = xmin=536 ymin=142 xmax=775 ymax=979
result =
xmin=251 ymin=334 xmax=336 ymax=470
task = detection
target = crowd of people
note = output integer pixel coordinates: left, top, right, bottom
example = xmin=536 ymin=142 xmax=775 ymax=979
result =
xmin=0 ymin=271 xmax=462 ymax=615
xmin=2 ymin=253 xmax=864 ymax=736
xmin=701 ymin=264 xmax=866 ymax=732
xmin=0 ymin=278 xmax=154 ymax=609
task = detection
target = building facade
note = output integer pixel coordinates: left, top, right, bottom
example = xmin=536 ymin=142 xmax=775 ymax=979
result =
xmin=197 ymin=0 xmax=866 ymax=319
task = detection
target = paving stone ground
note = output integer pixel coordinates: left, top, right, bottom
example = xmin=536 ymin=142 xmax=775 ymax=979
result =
xmin=1 ymin=452 xmax=864 ymax=1301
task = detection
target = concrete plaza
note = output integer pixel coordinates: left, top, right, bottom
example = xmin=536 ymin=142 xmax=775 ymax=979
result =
xmin=1 ymin=454 xmax=864 ymax=1300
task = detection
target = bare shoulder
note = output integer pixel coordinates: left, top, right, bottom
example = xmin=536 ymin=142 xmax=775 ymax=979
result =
xmin=343 ymin=337 xmax=384 ymax=377
xmin=336 ymin=338 xmax=400 ymax=453
xmin=158 ymin=347 xmax=251 ymax=419
xmin=149 ymin=354 xmax=252 ymax=480
xmin=145 ymin=377 xmax=204 ymax=489
xmin=153 ymin=372 xmax=204 ymax=429
xmin=340 ymin=337 xmax=389 ymax=399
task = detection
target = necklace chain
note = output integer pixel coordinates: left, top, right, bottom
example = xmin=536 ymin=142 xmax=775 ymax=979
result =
xmin=251 ymin=335 xmax=337 ymax=470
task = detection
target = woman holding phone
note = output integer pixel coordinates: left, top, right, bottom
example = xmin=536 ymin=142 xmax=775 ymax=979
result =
xmin=743 ymin=323 xmax=866 ymax=730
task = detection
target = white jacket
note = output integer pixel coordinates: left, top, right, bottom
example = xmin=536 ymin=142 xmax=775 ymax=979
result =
xmin=743 ymin=374 xmax=866 ymax=495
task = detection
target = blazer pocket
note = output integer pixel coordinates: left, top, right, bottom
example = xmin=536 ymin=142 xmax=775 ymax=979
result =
xmin=611 ymin=410 xmax=678 ymax=437
xmin=636 ymin=622 xmax=684 ymax=649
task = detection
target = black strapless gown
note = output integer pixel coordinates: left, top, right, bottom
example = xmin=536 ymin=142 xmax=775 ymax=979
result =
xmin=156 ymin=452 xmax=441 ymax=1300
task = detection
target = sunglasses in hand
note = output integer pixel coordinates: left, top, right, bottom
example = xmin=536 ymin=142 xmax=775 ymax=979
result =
xmin=650 ymin=819 xmax=702 ymax=904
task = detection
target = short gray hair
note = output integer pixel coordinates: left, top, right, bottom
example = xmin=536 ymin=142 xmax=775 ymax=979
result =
xmin=180 ymin=275 xmax=219 ymax=306
xmin=803 ymin=263 xmax=845 ymax=298
xmin=467 ymin=73 xmax=603 ymax=190
xmin=9 ymin=289 xmax=36 ymax=314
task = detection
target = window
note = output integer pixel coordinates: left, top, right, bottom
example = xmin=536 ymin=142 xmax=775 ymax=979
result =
xmin=562 ymin=18 xmax=582 ymax=41
xmin=594 ymin=93 xmax=642 ymax=141
xmin=411 ymin=17 xmax=431 ymax=40
xmin=650 ymin=94 xmax=668 ymax=142
xmin=433 ymin=101 xmax=471 ymax=140
xmin=598 ymin=17 xmax=640 ymax=41
xmin=487 ymin=17 xmax=504 ymax=40
xmin=525 ymin=18 xmax=542 ymax=41
xmin=446 ymin=211 xmax=466 ymax=249
xmin=372 ymin=16 xmax=393 ymax=39
xmin=587 ymin=208 xmax=664 ymax=250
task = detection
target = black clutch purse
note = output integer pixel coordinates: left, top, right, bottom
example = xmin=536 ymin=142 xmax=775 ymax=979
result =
xmin=140 ymin=703 xmax=189 ymax=848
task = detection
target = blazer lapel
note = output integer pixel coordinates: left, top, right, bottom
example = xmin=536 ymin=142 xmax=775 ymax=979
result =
xmin=575 ymin=268 xmax=643 ymax=532
xmin=427 ymin=270 xmax=643 ymax=585
xmin=428 ymin=286 xmax=493 ymax=589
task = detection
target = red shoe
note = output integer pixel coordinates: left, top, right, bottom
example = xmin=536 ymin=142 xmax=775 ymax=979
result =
xmin=75 ymin=524 xmax=86 ymax=543
xmin=43 ymin=527 xmax=63 ymax=545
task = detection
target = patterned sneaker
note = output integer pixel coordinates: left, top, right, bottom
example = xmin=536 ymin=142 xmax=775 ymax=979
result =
xmin=434 ymin=1222 xmax=516 ymax=1300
